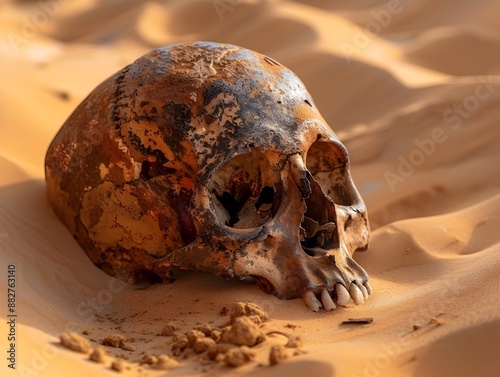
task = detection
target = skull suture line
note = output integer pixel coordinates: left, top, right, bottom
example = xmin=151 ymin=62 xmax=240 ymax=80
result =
xmin=45 ymin=42 xmax=371 ymax=311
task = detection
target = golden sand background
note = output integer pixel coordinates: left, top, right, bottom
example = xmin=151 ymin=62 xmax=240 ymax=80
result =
xmin=1 ymin=1 xmax=499 ymax=376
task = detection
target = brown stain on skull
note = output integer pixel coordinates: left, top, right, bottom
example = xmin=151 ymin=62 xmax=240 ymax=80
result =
xmin=45 ymin=42 xmax=370 ymax=298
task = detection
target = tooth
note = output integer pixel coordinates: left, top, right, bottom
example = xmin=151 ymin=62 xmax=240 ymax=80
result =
xmin=317 ymin=233 xmax=325 ymax=247
xmin=321 ymin=289 xmax=336 ymax=311
xmin=365 ymin=281 xmax=373 ymax=296
xmin=349 ymin=284 xmax=364 ymax=305
xmin=303 ymin=290 xmax=322 ymax=312
xmin=359 ymin=284 xmax=369 ymax=300
xmin=335 ymin=283 xmax=350 ymax=306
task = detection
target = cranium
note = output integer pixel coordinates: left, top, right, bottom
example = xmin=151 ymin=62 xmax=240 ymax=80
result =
xmin=45 ymin=42 xmax=371 ymax=311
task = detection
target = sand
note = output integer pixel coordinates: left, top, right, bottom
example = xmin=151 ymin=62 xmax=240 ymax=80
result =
xmin=1 ymin=0 xmax=499 ymax=376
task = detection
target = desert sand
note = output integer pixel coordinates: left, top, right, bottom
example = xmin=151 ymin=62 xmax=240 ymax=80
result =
xmin=1 ymin=0 xmax=500 ymax=376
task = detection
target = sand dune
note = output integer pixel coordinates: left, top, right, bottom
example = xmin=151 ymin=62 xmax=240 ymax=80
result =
xmin=1 ymin=0 xmax=499 ymax=376
xmin=401 ymin=26 xmax=500 ymax=74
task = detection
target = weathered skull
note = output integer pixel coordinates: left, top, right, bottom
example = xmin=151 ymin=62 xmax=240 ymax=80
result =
xmin=45 ymin=42 xmax=371 ymax=311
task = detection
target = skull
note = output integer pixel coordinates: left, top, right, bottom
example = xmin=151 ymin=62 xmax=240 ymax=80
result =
xmin=45 ymin=42 xmax=371 ymax=310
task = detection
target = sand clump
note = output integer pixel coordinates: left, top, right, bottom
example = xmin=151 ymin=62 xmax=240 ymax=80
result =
xmin=165 ymin=302 xmax=300 ymax=368
xmin=111 ymin=359 xmax=126 ymax=372
xmin=171 ymin=334 xmax=189 ymax=356
xmin=89 ymin=347 xmax=107 ymax=363
xmin=155 ymin=355 xmax=181 ymax=370
xmin=139 ymin=354 xmax=158 ymax=366
xmin=59 ymin=332 xmax=92 ymax=354
xmin=59 ymin=331 xmax=144 ymax=372
xmin=223 ymin=346 xmax=256 ymax=367
xmin=229 ymin=302 xmax=269 ymax=324
xmin=57 ymin=302 xmax=301 ymax=374
xmin=193 ymin=336 xmax=217 ymax=353
xmin=159 ymin=321 xmax=178 ymax=336
xmin=138 ymin=354 xmax=180 ymax=370
xmin=221 ymin=316 xmax=265 ymax=347
xmin=269 ymin=345 xmax=288 ymax=365
xmin=60 ymin=332 xmax=132 ymax=373
xmin=100 ymin=333 xmax=136 ymax=352
xmin=101 ymin=334 xmax=127 ymax=348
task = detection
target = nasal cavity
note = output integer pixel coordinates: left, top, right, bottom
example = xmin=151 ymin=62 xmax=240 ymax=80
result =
xmin=300 ymin=174 xmax=340 ymax=253
xmin=305 ymin=140 xmax=355 ymax=206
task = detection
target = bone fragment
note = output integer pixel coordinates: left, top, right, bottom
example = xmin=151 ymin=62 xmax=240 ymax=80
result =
xmin=342 ymin=318 xmax=374 ymax=325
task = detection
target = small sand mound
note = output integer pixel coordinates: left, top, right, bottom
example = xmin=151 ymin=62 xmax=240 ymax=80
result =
xmin=59 ymin=332 xmax=92 ymax=354
xmin=166 ymin=302 xmax=301 ymax=368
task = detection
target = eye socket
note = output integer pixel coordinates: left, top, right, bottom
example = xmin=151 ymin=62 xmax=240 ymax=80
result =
xmin=305 ymin=140 xmax=355 ymax=206
xmin=209 ymin=149 xmax=281 ymax=229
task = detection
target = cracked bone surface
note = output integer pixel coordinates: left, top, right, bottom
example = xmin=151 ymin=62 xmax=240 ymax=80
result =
xmin=45 ymin=42 xmax=371 ymax=311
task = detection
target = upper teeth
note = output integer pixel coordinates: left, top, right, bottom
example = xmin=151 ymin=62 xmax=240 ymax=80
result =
xmin=302 ymin=282 xmax=372 ymax=311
